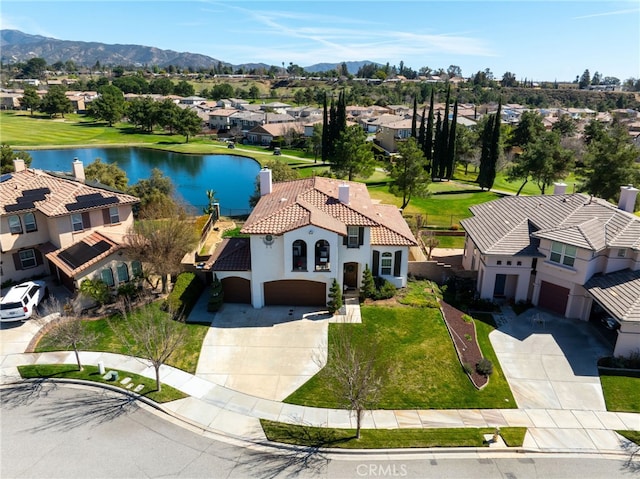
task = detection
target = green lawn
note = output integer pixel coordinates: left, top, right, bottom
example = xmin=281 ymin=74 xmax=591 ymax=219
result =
xmin=617 ymin=430 xmax=640 ymax=446
xmin=600 ymin=374 xmax=640 ymax=413
xmin=285 ymin=301 xmax=515 ymax=409
xmin=431 ymin=235 xmax=466 ymax=249
xmin=18 ymin=364 xmax=186 ymax=403
xmin=35 ymin=302 xmax=209 ymax=374
xmin=261 ymin=420 xmax=526 ymax=449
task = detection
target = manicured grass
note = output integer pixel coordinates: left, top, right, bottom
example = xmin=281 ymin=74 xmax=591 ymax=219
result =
xmin=261 ymin=420 xmax=526 ymax=448
xmin=617 ymin=430 xmax=640 ymax=446
xmin=431 ymin=235 xmax=466 ymax=249
xmin=35 ymin=302 xmax=209 ymax=374
xmin=18 ymin=364 xmax=187 ymax=403
xmin=600 ymin=374 xmax=640 ymax=413
xmin=285 ymin=303 xmax=515 ymax=409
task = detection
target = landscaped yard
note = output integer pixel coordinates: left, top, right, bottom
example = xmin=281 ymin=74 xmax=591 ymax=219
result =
xmin=285 ymin=282 xmax=515 ymax=410
xmin=261 ymin=420 xmax=526 ymax=449
xmin=35 ymin=302 xmax=209 ymax=374
xmin=600 ymin=374 xmax=640 ymax=413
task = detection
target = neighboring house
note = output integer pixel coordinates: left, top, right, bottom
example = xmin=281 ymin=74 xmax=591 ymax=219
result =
xmin=460 ymin=184 xmax=640 ymax=356
xmin=208 ymin=108 xmax=239 ymax=131
xmin=375 ymin=118 xmax=414 ymax=153
xmin=229 ymin=111 xmax=265 ymax=134
xmin=209 ymin=170 xmax=417 ymax=308
xmin=0 ymin=159 xmax=140 ymax=292
xmin=246 ymin=122 xmax=303 ymax=146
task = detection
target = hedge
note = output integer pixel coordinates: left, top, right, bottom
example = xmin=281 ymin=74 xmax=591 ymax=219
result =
xmin=164 ymin=272 xmax=204 ymax=318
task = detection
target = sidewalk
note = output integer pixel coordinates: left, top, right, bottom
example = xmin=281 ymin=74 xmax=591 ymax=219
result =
xmin=1 ymin=349 xmax=638 ymax=453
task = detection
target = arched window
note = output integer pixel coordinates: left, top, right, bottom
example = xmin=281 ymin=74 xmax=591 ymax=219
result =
xmin=23 ymin=213 xmax=37 ymax=232
xmin=117 ymin=263 xmax=129 ymax=283
xmin=101 ymin=268 xmax=115 ymax=287
xmin=292 ymin=240 xmax=307 ymax=271
xmin=315 ymin=240 xmax=330 ymax=271
xmin=8 ymin=215 xmax=22 ymax=234
xmin=131 ymin=260 xmax=143 ymax=277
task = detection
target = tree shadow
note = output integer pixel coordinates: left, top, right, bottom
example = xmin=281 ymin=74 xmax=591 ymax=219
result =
xmin=620 ymin=437 xmax=640 ymax=473
xmin=236 ymin=445 xmax=329 ymax=479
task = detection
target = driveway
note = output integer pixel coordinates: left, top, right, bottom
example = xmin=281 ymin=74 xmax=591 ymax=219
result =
xmin=192 ymin=302 xmax=332 ymax=401
xmin=490 ymin=308 xmax=613 ymax=411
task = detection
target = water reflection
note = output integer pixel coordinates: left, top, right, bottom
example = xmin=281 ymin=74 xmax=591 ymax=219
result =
xmin=27 ymin=147 xmax=260 ymax=215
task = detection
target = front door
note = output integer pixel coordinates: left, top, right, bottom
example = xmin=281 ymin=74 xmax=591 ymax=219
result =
xmin=493 ymin=274 xmax=506 ymax=297
xmin=343 ymin=262 xmax=358 ymax=289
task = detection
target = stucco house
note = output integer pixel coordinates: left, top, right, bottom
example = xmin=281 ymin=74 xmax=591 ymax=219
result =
xmin=209 ymin=169 xmax=417 ymax=308
xmin=460 ymin=184 xmax=640 ymax=356
xmin=1 ymin=159 xmax=140 ymax=292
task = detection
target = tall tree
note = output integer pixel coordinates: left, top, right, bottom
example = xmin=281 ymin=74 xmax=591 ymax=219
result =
xmin=424 ymin=89 xmax=435 ymax=171
xmin=552 ymin=114 xmax=577 ymax=138
xmin=84 ymin=158 xmax=129 ymax=190
xmin=1 ymin=144 xmax=32 ymax=173
xmin=321 ymin=93 xmax=329 ymax=163
xmin=174 ymin=107 xmax=202 ymax=143
xmin=389 ymin=137 xmax=431 ymax=209
xmin=411 ymin=97 xmax=418 ymax=138
xmin=509 ymin=110 xmax=545 ymax=148
xmin=128 ymin=168 xmax=176 ymax=211
xmin=332 ymin=125 xmax=375 ymax=181
xmin=579 ymin=69 xmax=591 ymax=89
xmin=19 ymin=85 xmax=41 ymax=116
xmin=431 ymin=111 xmax=442 ymax=180
xmin=578 ymin=123 xmax=640 ymax=202
xmin=477 ymin=100 xmax=502 ymax=190
xmin=445 ymin=100 xmax=458 ymax=179
xmin=417 ymin=107 xmax=426 ymax=149
xmin=39 ymin=85 xmax=73 ymax=118
xmin=436 ymin=86 xmax=451 ymax=179
xmin=87 ymin=85 xmax=125 ymax=126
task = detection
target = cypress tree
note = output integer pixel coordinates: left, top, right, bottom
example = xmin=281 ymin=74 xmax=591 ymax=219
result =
xmin=424 ymin=89 xmax=435 ymax=172
xmin=328 ymin=98 xmax=337 ymax=160
xmin=445 ymin=99 xmax=458 ymax=180
xmin=437 ymin=86 xmax=451 ymax=179
xmin=418 ymin=107 xmax=426 ymax=149
xmin=411 ymin=97 xmax=417 ymax=138
xmin=322 ymin=93 xmax=329 ymax=163
xmin=477 ymin=114 xmax=494 ymax=190
xmin=432 ymin=111 xmax=442 ymax=180
xmin=336 ymin=90 xmax=347 ymax=133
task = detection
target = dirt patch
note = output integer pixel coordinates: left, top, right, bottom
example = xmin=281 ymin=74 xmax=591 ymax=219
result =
xmin=439 ymin=300 xmax=488 ymax=389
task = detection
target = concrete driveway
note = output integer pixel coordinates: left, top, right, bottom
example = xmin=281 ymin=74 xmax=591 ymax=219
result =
xmin=193 ymin=302 xmax=332 ymax=401
xmin=490 ymin=308 xmax=613 ymax=411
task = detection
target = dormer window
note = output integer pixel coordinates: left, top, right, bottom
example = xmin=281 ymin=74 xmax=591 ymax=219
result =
xmin=346 ymin=226 xmax=364 ymax=248
xmin=550 ymin=241 xmax=576 ymax=267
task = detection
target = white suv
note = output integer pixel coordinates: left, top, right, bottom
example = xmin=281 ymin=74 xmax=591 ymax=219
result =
xmin=0 ymin=280 xmax=48 ymax=322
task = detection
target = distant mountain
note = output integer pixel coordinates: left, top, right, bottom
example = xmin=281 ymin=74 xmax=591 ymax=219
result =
xmin=0 ymin=29 xmax=226 ymax=70
xmin=304 ymin=61 xmax=382 ymax=75
xmin=1 ymin=30 xmax=380 ymax=75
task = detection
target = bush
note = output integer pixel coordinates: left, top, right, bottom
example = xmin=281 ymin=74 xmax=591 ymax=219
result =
xmin=79 ymin=278 xmax=111 ymax=305
xmin=207 ymin=275 xmax=224 ymax=312
xmin=163 ymin=272 xmax=204 ymax=318
xmin=327 ymin=278 xmax=343 ymax=314
xmin=461 ymin=314 xmax=473 ymax=323
xmin=117 ymin=282 xmax=140 ymax=300
xmin=476 ymin=358 xmax=493 ymax=376
xmin=361 ymin=265 xmax=376 ymax=300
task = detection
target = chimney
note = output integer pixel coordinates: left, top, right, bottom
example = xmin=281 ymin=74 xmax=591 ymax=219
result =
xmin=618 ymin=185 xmax=639 ymax=213
xmin=259 ymin=167 xmax=272 ymax=196
xmin=339 ymin=183 xmax=350 ymax=205
xmin=72 ymin=158 xmax=85 ymax=180
xmin=13 ymin=158 xmax=25 ymax=172
xmin=553 ymin=182 xmax=567 ymax=195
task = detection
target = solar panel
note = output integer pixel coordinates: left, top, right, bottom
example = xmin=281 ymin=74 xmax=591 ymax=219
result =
xmin=58 ymin=240 xmax=113 ymax=270
xmin=5 ymin=202 xmax=35 ymax=212
xmin=4 ymin=187 xmax=50 ymax=212
xmin=22 ymin=188 xmax=51 ymax=199
xmin=0 ymin=174 xmax=12 ymax=183
xmin=65 ymin=195 xmax=119 ymax=211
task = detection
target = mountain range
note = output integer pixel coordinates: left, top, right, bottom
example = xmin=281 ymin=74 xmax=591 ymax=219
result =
xmin=0 ymin=30 xmax=379 ymax=74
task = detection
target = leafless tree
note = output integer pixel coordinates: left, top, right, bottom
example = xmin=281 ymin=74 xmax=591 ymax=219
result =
xmin=316 ymin=323 xmax=385 ymax=439
xmin=113 ymin=299 xmax=186 ymax=391
xmin=422 ymin=231 xmax=440 ymax=260
xmin=38 ymin=297 xmax=96 ymax=371
xmin=126 ymin=202 xmax=199 ymax=293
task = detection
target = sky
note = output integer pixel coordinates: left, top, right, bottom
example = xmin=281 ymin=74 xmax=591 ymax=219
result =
xmin=2 ymin=0 xmax=639 ymax=82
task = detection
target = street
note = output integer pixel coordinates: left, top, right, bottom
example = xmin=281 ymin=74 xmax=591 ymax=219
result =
xmin=1 ymin=383 xmax=637 ymax=478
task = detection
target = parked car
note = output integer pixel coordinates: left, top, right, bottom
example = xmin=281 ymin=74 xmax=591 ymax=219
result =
xmin=0 ymin=280 xmax=49 ymax=322
xmin=600 ymin=317 xmax=620 ymax=330
xmin=273 ymin=147 xmax=281 ymax=156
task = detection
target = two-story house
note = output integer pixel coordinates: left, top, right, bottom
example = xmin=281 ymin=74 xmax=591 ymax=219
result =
xmin=208 ymin=169 xmax=417 ymax=308
xmin=1 ymin=159 xmax=140 ymax=292
xmin=461 ymin=184 xmax=640 ymax=356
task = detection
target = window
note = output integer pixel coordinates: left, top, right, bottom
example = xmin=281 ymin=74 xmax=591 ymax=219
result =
xmin=617 ymin=249 xmax=626 ymax=258
xmin=549 ymin=241 xmax=577 ymax=267
xmin=71 ymin=213 xmax=84 ymax=232
xmin=8 ymin=215 xmax=22 ymax=234
xmin=109 ymin=206 xmax=120 ymax=224
xmin=292 ymin=240 xmax=307 ymax=271
xmin=497 ymin=260 xmax=502 ymax=265
xmin=517 ymin=261 xmax=522 ymax=266
xmin=23 ymin=213 xmax=37 ymax=232
xmin=506 ymin=261 xmax=512 ymax=266
xmin=19 ymin=249 xmax=37 ymax=269
xmin=117 ymin=263 xmax=129 ymax=283
xmin=101 ymin=268 xmax=115 ymax=287
xmin=314 ymin=240 xmax=330 ymax=271
xmin=347 ymin=226 xmax=360 ymax=248
xmin=131 ymin=260 xmax=143 ymax=277
xmin=381 ymin=252 xmax=393 ymax=275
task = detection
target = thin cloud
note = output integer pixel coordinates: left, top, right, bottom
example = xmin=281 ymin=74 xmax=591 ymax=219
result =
xmin=573 ymin=8 xmax=640 ymax=19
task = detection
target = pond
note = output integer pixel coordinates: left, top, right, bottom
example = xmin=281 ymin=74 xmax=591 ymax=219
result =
xmin=26 ymin=147 xmax=261 ymax=216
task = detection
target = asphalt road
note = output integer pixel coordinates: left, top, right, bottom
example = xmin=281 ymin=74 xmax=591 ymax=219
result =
xmin=1 ymin=383 xmax=637 ymax=479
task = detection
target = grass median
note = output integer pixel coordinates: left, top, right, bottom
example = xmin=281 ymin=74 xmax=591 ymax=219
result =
xmin=261 ymin=420 xmax=526 ymax=449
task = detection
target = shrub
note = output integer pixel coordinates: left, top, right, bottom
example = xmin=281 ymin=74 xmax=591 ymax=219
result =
xmin=361 ymin=265 xmax=376 ymax=300
xmin=463 ymin=363 xmax=474 ymax=375
xmin=207 ymin=275 xmax=224 ymax=312
xmin=476 ymin=358 xmax=494 ymax=376
xmin=461 ymin=314 xmax=473 ymax=323
xmin=327 ymin=278 xmax=343 ymax=314
xmin=373 ymin=277 xmax=396 ymax=300
xmin=117 ymin=282 xmax=139 ymax=300
xmin=163 ymin=272 xmax=204 ymax=317
xmin=79 ymin=278 xmax=111 ymax=305
xmin=464 ymin=333 xmax=472 ymax=341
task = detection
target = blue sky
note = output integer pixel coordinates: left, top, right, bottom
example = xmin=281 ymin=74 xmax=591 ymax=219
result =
xmin=2 ymin=1 xmax=639 ymax=82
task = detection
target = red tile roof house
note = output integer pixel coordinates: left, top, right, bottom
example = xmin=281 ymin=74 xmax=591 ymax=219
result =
xmin=1 ymin=159 xmax=140 ymax=292
xmin=460 ymin=183 xmax=640 ymax=357
xmin=208 ymin=169 xmax=417 ymax=308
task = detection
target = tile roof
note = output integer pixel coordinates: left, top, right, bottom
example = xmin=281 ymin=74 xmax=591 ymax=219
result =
xmin=461 ymin=193 xmax=640 ymax=255
xmin=241 ymin=177 xmax=417 ymax=246
xmin=1 ymin=169 xmax=139 ymax=217
xmin=46 ymin=231 xmax=123 ymax=277
xmin=585 ymin=269 xmax=640 ymax=322
xmin=209 ymin=238 xmax=251 ymax=271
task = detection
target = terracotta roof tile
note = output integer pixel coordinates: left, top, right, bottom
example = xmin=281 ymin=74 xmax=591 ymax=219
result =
xmin=209 ymin=238 xmax=251 ymax=271
xmin=46 ymin=231 xmax=123 ymax=278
